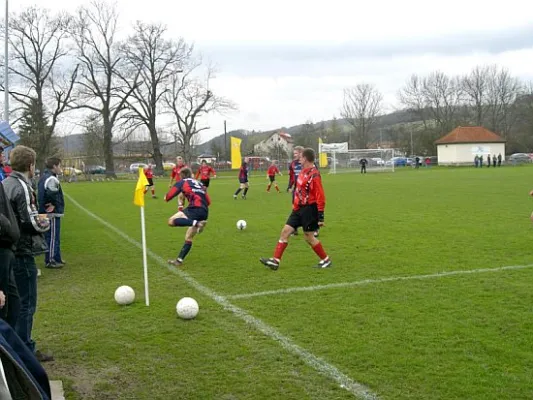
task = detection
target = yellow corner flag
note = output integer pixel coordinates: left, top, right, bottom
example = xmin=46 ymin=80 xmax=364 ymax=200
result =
xmin=231 ymin=136 xmax=242 ymax=169
xmin=133 ymin=167 xmax=149 ymax=207
xmin=318 ymin=138 xmax=328 ymax=168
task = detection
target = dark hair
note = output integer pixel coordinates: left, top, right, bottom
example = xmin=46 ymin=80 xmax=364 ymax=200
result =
xmin=180 ymin=167 xmax=192 ymax=179
xmin=10 ymin=145 xmax=36 ymax=172
xmin=45 ymin=157 xmax=61 ymax=170
xmin=201 ymin=159 xmax=207 ymax=164
xmin=302 ymin=148 xmax=316 ymax=163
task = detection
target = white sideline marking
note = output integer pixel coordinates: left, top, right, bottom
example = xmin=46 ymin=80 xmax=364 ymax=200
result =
xmin=65 ymin=193 xmax=378 ymax=400
xmin=227 ymin=264 xmax=533 ymax=300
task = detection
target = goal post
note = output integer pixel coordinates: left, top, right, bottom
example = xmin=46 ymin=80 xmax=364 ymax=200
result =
xmin=325 ymin=148 xmax=396 ymax=174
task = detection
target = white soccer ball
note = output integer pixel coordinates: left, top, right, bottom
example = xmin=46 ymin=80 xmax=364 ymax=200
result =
xmin=114 ymin=285 xmax=135 ymax=305
xmin=236 ymin=219 xmax=247 ymax=230
xmin=176 ymin=297 xmax=199 ymax=320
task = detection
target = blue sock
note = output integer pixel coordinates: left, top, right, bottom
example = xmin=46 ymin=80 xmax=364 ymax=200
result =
xmin=243 ymin=188 xmax=249 ymax=196
xmin=178 ymin=241 xmax=193 ymax=260
xmin=234 ymin=188 xmax=242 ymax=196
xmin=173 ymin=218 xmax=194 ymax=227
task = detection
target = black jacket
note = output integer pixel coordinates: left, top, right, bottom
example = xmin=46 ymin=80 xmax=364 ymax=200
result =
xmin=0 ymin=183 xmax=19 ymax=250
xmin=2 ymin=172 xmax=49 ymax=257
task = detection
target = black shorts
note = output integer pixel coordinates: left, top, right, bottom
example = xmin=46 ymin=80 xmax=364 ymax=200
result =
xmin=239 ymin=178 xmax=248 ymax=184
xmin=268 ymin=175 xmax=275 ymax=183
xmin=183 ymin=207 xmax=208 ymax=222
xmin=286 ymin=204 xmax=319 ymax=232
xmin=146 ymin=178 xmax=154 ymax=186
xmin=201 ymin=179 xmax=210 ymax=187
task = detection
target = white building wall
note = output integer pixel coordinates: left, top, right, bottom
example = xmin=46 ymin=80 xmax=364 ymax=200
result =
xmin=437 ymin=143 xmax=505 ymax=164
xmin=254 ymin=133 xmax=293 ymax=155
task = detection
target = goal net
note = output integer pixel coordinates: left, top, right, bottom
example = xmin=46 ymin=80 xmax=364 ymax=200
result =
xmin=325 ymin=148 xmax=396 ymax=174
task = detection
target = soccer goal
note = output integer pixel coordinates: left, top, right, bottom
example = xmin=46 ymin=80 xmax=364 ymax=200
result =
xmin=325 ymin=148 xmax=396 ymax=174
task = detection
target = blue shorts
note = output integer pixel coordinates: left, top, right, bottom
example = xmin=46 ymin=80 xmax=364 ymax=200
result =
xmin=183 ymin=207 xmax=208 ymax=221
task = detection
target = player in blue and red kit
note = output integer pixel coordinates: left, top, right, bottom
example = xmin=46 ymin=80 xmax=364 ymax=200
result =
xmin=164 ymin=168 xmax=210 ymax=267
xmin=233 ymin=158 xmax=249 ymax=200
xmin=287 ymin=146 xmax=303 ymax=234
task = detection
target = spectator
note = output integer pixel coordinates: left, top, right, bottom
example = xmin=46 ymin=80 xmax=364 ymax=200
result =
xmin=0 ymin=176 xmax=20 ymax=329
xmin=37 ymin=157 xmax=65 ymax=269
xmin=0 ymin=146 xmax=11 ymax=182
xmin=492 ymin=154 xmax=497 ymax=168
xmin=2 ymin=145 xmax=53 ymax=362
xmin=497 ymin=153 xmax=502 ymax=167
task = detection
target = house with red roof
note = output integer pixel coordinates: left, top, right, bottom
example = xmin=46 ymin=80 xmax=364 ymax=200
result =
xmin=254 ymin=131 xmax=294 ymax=156
xmin=435 ymin=126 xmax=506 ymax=165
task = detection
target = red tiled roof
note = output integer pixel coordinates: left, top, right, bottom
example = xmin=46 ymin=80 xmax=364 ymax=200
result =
xmin=435 ymin=126 xmax=505 ymax=145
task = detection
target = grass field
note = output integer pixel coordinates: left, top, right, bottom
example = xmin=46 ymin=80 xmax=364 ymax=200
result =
xmin=34 ymin=166 xmax=533 ymax=399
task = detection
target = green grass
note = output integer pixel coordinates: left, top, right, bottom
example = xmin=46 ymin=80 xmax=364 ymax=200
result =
xmin=35 ymin=166 xmax=533 ymax=399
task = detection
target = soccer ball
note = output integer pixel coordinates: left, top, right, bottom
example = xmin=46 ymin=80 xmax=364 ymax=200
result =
xmin=236 ymin=220 xmax=247 ymax=230
xmin=114 ymin=285 xmax=135 ymax=305
xmin=176 ymin=297 xmax=199 ymax=320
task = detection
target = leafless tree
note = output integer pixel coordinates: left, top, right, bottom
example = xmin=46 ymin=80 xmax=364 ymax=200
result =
xmin=70 ymin=1 xmax=139 ymax=176
xmin=421 ymin=71 xmax=464 ymax=134
xmin=398 ymin=74 xmax=430 ymax=131
xmin=461 ymin=65 xmax=495 ymax=126
xmin=120 ymin=22 xmax=193 ymax=173
xmin=340 ymin=84 xmax=383 ymax=148
xmin=163 ymin=61 xmax=235 ymax=163
xmin=0 ymin=7 xmax=78 ymax=167
xmin=486 ymin=67 xmax=523 ymax=138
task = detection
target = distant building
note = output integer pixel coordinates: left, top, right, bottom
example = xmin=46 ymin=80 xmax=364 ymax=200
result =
xmin=253 ymin=132 xmax=293 ymax=157
xmin=435 ymin=126 xmax=506 ymax=165
xmin=196 ymin=154 xmax=217 ymax=164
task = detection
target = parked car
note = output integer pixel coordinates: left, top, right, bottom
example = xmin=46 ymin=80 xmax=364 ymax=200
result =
xmin=63 ymin=167 xmax=83 ymax=176
xmin=386 ymin=157 xmax=407 ymax=167
xmin=163 ymin=162 xmax=175 ymax=171
xmin=508 ymin=153 xmax=532 ymax=164
xmin=129 ymin=163 xmax=148 ymax=173
xmin=87 ymin=165 xmax=106 ymax=174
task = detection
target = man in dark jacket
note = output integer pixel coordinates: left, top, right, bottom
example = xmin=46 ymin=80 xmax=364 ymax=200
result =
xmin=0 ymin=176 xmax=20 ymax=329
xmin=37 ymin=157 xmax=65 ymax=268
xmin=3 ymin=146 xmax=53 ymax=362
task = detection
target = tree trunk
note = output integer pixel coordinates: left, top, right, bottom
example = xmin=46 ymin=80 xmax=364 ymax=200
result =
xmin=102 ymin=118 xmax=116 ymax=178
xmin=148 ymin=122 xmax=164 ymax=174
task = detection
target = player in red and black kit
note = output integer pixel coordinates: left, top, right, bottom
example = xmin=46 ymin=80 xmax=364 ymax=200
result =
xmin=266 ymin=161 xmax=282 ymax=193
xmin=233 ymin=158 xmax=249 ymax=200
xmin=168 ymin=156 xmax=188 ymax=210
xmin=143 ymin=164 xmax=157 ymax=198
xmin=260 ymin=148 xmax=331 ymax=270
xmin=164 ymin=168 xmax=210 ymax=267
xmin=195 ymin=160 xmax=217 ymax=188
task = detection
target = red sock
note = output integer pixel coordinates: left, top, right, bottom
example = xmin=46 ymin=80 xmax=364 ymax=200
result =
xmin=275 ymin=185 xmax=279 ymax=192
xmin=274 ymin=241 xmax=288 ymax=260
xmin=151 ymin=188 xmax=155 ymax=195
xmin=267 ymin=184 xmax=271 ymax=191
xmin=143 ymin=189 xmax=147 ymax=194
xmin=312 ymin=242 xmax=328 ymax=260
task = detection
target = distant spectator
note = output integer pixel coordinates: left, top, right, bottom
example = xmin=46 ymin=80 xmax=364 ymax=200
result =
xmin=359 ymin=158 xmax=367 ymax=174
xmin=487 ymin=154 xmax=491 ymax=168
xmin=415 ymin=156 xmax=420 ymax=169
xmin=2 ymin=145 xmax=54 ymax=362
xmin=479 ymin=155 xmax=483 ymax=167
xmin=0 ymin=146 xmax=11 ymax=182
xmin=474 ymin=155 xmax=479 ymax=168
xmin=425 ymin=157 xmax=430 ymax=167
xmin=68 ymin=165 xmax=78 ymax=183
xmin=492 ymin=154 xmax=496 ymax=167
xmin=497 ymin=153 xmax=502 ymax=167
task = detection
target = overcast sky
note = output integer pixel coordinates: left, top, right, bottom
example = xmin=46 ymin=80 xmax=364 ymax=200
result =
xmin=10 ymin=0 xmax=533 ymax=143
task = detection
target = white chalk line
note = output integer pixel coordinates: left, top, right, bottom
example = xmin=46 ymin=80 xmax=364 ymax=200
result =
xmin=226 ymin=264 xmax=533 ymax=300
xmin=64 ymin=193 xmax=379 ymax=400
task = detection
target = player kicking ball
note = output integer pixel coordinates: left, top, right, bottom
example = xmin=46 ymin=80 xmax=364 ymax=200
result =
xmin=260 ymin=148 xmax=331 ymax=270
xmin=164 ymin=168 xmax=210 ymax=267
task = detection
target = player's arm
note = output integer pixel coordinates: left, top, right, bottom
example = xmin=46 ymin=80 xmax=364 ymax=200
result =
xmin=205 ymin=191 xmax=212 ymax=206
xmin=195 ymin=169 xmax=200 ymax=179
xmin=312 ymin=174 xmax=326 ymax=225
xmin=169 ymin=170 xmax=175 ymax=187
xmin=211 ymin=167 xmax=216 ymax=178
xmin=164 ymin=181 xmax=183 ymax=202
xmin=44 ymin=176 xmax=61 ymax=211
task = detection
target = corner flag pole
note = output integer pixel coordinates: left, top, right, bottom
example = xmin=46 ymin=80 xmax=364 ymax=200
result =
xmin=140 ymin=205 xmax=149 ymax=306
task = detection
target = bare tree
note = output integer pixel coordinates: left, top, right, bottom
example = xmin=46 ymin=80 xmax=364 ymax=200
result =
xmin=486 ymin=67 xmax=523 ymax=138
xmin=340 ymin=84 xmax=383 ymax=148
xmin=70 ymin=1 xmax=139 ymax=176
xmin=0 ymin=7 xmax=78 ymax=167
xmin=120 ymin=22 xmax=193 ymax=173
xmin=398 ymin=74 xmax=430 ymax=130
xmin=461 ymin=65 xmax=495 ymax=126
xmin=164 ymin=61 xmax=235 ymax=163
xmin=421 ymin=71 xmax=464 ymax=134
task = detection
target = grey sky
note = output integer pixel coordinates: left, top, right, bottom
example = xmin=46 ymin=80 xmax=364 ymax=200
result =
xmin=9 ymin=0 xmax=533 ymax=142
